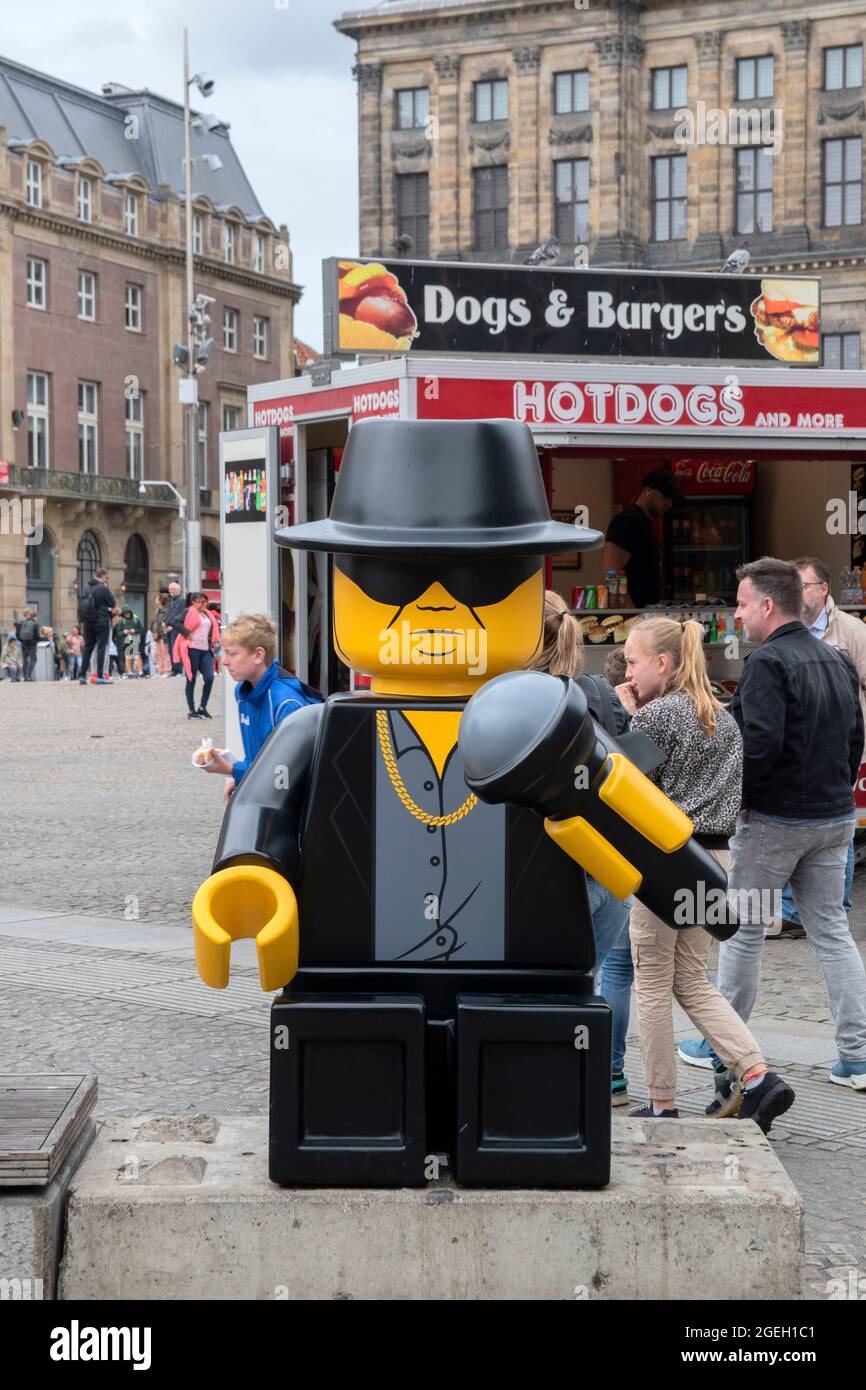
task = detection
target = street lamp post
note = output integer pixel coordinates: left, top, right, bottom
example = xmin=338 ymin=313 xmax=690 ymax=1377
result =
xmin=139 ymin=479 xmax=189 ymax=594
xmin=182 ymin=28 xmax=201 ymax=602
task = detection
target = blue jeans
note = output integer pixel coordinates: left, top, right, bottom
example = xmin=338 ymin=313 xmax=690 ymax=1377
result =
xmin=780 ymin=840 xmax=854 ymax=922
xmin=587 ymin=876 xmax=634 ymax=1076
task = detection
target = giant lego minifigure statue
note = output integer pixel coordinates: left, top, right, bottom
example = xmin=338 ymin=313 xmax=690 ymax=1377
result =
xmin=192 ymin=419 xmax=735 ymax=1189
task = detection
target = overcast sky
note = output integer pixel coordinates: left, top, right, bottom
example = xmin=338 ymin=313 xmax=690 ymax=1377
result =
xmin=3 ymin=0 xmax=383 ymax=347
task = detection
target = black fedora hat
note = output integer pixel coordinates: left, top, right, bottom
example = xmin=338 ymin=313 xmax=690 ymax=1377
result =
xmin=275 ymin=418 xmax=604 ymax=556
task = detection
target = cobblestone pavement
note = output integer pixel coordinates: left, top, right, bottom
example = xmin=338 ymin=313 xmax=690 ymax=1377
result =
xmin=2 ymin=678 xmax=865 ymax=1300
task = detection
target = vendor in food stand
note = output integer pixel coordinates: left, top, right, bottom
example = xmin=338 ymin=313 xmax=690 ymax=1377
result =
xmin=602 ymin=470 xmax=683 ymax=608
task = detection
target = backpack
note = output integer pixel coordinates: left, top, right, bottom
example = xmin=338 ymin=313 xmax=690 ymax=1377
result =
xmin=78 ymin=589 xmax=98 ymax=625
xmin=18 ymin=617 xmax=38 ymax=643
xmin=276 ymin=669 xmax=325 ymax=708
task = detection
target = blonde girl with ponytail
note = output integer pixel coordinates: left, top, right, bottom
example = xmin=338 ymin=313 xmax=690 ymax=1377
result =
xmin=617 ymin=617 xmax=794 ymax=1129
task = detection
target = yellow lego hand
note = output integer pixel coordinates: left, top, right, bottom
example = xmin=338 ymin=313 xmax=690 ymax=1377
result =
xmin=192 ymin=864 xmax=299 ymax=992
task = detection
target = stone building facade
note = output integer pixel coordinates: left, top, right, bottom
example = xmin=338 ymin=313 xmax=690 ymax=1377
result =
xmin=0 ymin=57 xmax=299 ymax=636
xmin=336 ymin=0 xmax=866 ymax=366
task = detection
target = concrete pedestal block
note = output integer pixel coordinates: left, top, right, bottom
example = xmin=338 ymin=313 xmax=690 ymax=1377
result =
xmin=59 ymin=1115 xmax=804 ymax=1301
xmin=0 ymin=1118 xmax=96 ymax=1300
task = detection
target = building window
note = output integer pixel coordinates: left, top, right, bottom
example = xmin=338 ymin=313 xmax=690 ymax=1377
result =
xmin=736 ymin=147 xmax=773 ymax=233
xmin=78 ymin=176 xmax=92 ymax=222
xmin=193 ymin=212 xmax=204 ymax=256
xmin=396 ymin=87 xmax=429 ymax=129
xmin=253 ymin=315 xmax=269 ymax=360
xmin=652 ymin=154 xmax=688 ymax=241
xmin=197 ymin=403 xmax=209 ymax=489
xmin=26 ymin=257 xmax=47 ymax=309
xmin=554 ymin=70 xmax=590 ymax=115
xmin=737 ymin=55 xmax=774 ymax=101
xmin=253 ymin=231 xmax=265 ymax=272
xmin=25 ymin=159 xmax=42 ymax=207
xmin=823 ymin=332 xmax=861 ymax=369
xmin=473 ymin=165 xmax=509 ymax=252
xmin=26 ymin=371 xmax=49 ymax=469
xmin=652 ymin=65 xmax=688 ymax=111
xmin=78 ymin=271 xmax=96 ymax=321
xmin=223 ymin=222 xmax=236 ymax=263
xmin=125 ymin=283 xmax=142 ymax=332
xmin=554 ymin=159 xmax=590 ymax=245
xmin=824 ymin=136 xmax=862 ymax=226
xmin=78 ymin=382 xmax=98 ymax=474
xmin=77 ymin=530 xmax=101 ymax=594
xmin=223 ymin=306 xmax=238 ymax=352
xmin=125 ymin=392 xmax=144 ymax=480
xmin=474 ymin=79 xmax=508 ymax=123
xmin=124 ymin=192 xmax=139 ymax=237
xmin=222 ymin=404 xmax=242 ymax=432
xmin=395 ymin=172 xmax=429 ymax=256
xmin=825 ymin=45 xmax=863 ymax=92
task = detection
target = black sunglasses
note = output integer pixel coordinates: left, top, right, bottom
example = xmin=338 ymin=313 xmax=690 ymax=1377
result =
xmin=335 ymin=554 xmax=542 ymax=610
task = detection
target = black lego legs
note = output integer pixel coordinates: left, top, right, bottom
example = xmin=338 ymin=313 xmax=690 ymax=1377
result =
xmin=269 ymin=989 xmax=611 ymax=1188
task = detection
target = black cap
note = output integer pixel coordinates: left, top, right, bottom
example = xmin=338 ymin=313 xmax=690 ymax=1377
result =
xmin=276 ymin=418 xmax=604 ymax=557
xmin=641 ymin=468 xmax=682 ymax=502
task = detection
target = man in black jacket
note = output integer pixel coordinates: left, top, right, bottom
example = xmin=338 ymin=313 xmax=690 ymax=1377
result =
xmin=162 ymin=581 xmax=185 ymax=676
xmin=78 ymin=569 xmax=116 ymax=684
xmin=722 ymin=556 xmax=866 ymax=1091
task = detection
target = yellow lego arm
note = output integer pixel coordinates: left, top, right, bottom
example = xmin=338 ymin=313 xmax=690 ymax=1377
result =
xmin=192 ymin=864 xmax=299 ymax=992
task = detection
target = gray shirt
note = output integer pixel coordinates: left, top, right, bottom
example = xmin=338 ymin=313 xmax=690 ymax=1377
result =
xmin=374 ymin=710 xmax=505 ymax=963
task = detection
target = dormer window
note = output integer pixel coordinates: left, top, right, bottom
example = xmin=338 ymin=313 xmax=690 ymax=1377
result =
xmin=193 ymin=212 xmax=204 ymax=256
xmin=78 ymin=177 xmax=93 ymax=222
xmin=124 ymin=192 xmax=139 ymax=237
xmin=223 ymin=221 xmax=236 ymax=264
xmin=26 ymin=159 xmax=43 ymax=207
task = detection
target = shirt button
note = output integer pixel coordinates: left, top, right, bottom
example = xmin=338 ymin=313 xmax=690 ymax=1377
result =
xmin=424 ymin=780 xmax=434 ymax=791
xmin=427 ymin=824 xmax=437 ymax=833
xmin=430 ymin=856 xmax=440 ymax=866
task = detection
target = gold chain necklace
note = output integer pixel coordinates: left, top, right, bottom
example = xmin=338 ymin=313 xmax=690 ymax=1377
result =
xmin=375 ymin=709 xmax=477 ymax=827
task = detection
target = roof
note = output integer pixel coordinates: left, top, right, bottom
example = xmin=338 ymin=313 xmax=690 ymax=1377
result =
xmin=336 ymin=0 xmax=504 ymax=27
xmin=0 ymin=54 xmax=265 ymax=219
xmin=294 ymin=338 xmax=320 ymax=366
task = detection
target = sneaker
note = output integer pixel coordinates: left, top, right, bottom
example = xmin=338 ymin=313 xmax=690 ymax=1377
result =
xmin=198 ymin=708 xmax=213 ymax=720
xmin=187 ymin=710 xmax=202 ymax=720
xmin=629 ymin=1102 xmax=679 ymax=1118
xmin=829 ymin=1059 xmax=866 ymax=1091
xmin=736 ymin=1071 xmax=795 ymax=1134
xmin=611 ymin=1072 xmax=630 ymax=1107
xmin=78 ymin=677 xmax=87 ymax=685
xmin=705 ymin=1068 xmax=742 ymax=1118
xmin=766 ymin=917 xmax=806 ymax=940
xmin=677 ymin=1038 xmax=715 ymax=1069
xmin=94 ymin=676 xmax=112 ymax=685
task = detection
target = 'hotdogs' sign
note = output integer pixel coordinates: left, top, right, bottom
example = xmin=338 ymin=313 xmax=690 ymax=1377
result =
xmin=324 ymin=258 xmax=821 ymax=368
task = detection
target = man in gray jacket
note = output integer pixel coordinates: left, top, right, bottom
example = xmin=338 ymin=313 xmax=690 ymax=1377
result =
xmin=162 ymin=581 xmax=186 ymax=676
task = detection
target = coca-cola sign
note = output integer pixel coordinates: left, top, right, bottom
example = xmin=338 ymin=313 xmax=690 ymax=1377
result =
xmin=672 ymin=458 xmax=756 ymax=495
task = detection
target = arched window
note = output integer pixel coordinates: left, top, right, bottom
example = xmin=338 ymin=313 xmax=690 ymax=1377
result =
xmin=123 ymin=534 xmax=149 ymax=624
xmin=77 ymin=530 xmax=101 ymax=594
xmin=202 ymin=537 xmax=220 ymax=574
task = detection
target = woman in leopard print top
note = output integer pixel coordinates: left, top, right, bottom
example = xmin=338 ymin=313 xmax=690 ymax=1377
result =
xmin=613 ymin=617 xmax=792 ymax=1129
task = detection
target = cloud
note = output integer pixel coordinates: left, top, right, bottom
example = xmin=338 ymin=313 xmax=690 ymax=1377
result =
xmin=0 ymin=0 xmax=383 ymax=344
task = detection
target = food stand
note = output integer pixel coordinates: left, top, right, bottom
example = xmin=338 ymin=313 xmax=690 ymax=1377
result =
xmin=243 ymin=257 xmax=866 ymax=821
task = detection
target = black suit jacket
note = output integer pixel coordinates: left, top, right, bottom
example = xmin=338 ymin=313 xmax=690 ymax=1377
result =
xmin=214 ymin=692 xmax=595 ymax=970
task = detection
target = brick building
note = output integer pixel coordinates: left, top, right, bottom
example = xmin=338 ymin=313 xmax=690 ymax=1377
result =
xmin=0 ymin=55 xmax=299 ymax=632
xmin=336 ymin=0 xmax=866 ymax=367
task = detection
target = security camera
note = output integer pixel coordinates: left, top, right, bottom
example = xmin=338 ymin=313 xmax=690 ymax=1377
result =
xmin=193 ymin=73 xmax=215 ymax=99
xmin=138 ymin=482 xmax=146 ymax=495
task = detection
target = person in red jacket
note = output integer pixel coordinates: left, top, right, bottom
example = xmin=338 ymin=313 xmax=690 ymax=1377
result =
xmin=174 ymin=592 xmax=221 ymax=720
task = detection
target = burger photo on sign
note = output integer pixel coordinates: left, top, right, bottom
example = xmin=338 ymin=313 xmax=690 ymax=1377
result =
xmin=750 ymin=277 xmax=820 ymax=365
xmin=337 ymin=260 xmax=419 ymax=352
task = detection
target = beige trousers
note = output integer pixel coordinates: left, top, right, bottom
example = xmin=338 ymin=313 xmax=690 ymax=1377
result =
xmin=630 ymin=849 xmax=764 ymax=1100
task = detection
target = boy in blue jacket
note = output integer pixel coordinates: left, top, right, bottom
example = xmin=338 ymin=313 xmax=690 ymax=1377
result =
xmin=201 ymin=613 xmax=321 ymax=800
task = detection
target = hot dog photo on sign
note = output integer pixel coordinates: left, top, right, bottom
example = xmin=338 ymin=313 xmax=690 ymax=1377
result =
xmin=338 ymin=259 xmax=419 ymax=351
xmin=750 ymin=277 xmax=820 ymax=365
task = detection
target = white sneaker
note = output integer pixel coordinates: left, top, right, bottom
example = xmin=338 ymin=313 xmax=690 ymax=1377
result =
xmin=764 ymin=916 xmax=782 ymax=938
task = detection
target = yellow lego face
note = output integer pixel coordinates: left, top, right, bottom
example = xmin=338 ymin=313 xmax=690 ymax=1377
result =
xmin=333 ymin=556 xmax=544 ymax=694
